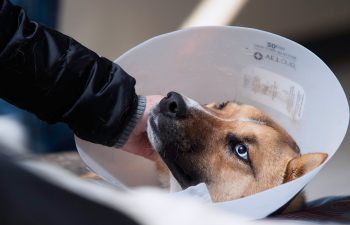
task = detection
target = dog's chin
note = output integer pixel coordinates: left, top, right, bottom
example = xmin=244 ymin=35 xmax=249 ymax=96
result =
xmin=147 ymin=122 xmax=199 ymax=189
xmin=166 ymin=160 xmax=203 ymax=189
xmin=147 ymin=103 xmax=205 ymax=189
xmin=152 ymin=134 xmax=203 ymax=188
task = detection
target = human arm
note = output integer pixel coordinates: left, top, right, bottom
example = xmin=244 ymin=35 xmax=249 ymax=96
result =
xmin=0 ymin=0 xmax=158 ymax=155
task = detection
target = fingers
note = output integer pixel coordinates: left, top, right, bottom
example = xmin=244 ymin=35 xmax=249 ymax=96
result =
xmin=138 ymin=147 xmax=157 ymax=161
xmin=120 ymin=95 xmax=164 ymax=161
xmin=135 ymin=134 xmax=157 ymax=161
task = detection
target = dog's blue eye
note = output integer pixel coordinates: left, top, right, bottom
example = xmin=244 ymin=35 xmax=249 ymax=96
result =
xmin=235 ymin=144 xmax=248 ymax=160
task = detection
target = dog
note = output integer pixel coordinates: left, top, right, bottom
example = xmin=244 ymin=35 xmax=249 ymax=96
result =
xmin=147 ymin=92 xmax=328 ymax=213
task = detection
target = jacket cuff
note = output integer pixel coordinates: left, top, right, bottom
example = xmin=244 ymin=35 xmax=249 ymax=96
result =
xmin=114 ymin=95 xmax=146 ymax=149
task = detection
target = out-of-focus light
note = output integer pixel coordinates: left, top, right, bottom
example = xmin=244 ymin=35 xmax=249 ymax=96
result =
xmin=179 ymin=0 xmax=248 ymax=29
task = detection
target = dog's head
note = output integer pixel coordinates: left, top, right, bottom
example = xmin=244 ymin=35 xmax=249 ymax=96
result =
xmin=148 ymin=92 xmax=327 ymax=202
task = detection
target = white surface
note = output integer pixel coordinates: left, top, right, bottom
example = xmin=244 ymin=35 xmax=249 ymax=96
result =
xmin=20 ymin=160 xmax=256 ymax=225
xmin=76 ymin=26 xmax=349 ymax=219
xmin=303 ymin=59 xmax=350 ymax=201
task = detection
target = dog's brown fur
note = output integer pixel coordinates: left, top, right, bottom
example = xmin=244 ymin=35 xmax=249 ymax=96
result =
xmin=151 ymin=99 xmax=327 ymax=212
xmin=83 ymin=97 xmax=327 ymax=213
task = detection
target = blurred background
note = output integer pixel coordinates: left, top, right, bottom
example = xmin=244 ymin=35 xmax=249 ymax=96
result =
xmin=3 ymin=0 xmax=350 ymax=202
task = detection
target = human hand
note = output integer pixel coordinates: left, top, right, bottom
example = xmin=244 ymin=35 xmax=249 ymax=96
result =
xmin=121 ymin=95 xmax=164 ymax=161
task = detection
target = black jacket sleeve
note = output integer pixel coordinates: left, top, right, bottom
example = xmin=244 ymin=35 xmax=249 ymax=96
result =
xmin=0 ymin=0 xmax=145 ymax=147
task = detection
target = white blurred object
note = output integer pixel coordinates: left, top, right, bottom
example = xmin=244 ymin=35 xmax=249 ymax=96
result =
xmin=179 ymin=0 xmax=248 ymax=28
xmin=0 ymin=115 xmax=28 ymax=155
xmin=21 ymin=160 xmax=307 ymax=225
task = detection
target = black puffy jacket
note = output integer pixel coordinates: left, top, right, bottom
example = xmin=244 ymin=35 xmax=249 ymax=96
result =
xmin=0 ymin=0 xmax=145 ymax=147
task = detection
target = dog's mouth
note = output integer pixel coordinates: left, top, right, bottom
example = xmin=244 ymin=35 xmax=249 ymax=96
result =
xmin=147 ymin=98 xmax=209 ymax=189
xmin=148 ymin=117 xmax=202 ymax=189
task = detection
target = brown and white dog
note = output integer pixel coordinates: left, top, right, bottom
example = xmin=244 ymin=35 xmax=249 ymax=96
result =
xmin=147 ymin=92 xmax=328 ymax=212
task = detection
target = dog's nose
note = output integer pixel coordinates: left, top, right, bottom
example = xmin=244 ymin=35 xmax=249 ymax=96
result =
xmin=159 ymin=92 xmax=187 ymax=118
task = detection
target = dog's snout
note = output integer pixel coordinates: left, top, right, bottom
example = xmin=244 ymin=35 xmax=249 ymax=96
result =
xmin=159 ymin=92 xmax=187 ymax=118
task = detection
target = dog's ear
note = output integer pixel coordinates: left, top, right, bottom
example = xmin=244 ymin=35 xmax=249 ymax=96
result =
xmin=283 ymin=153 xmax=328 ymax=183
